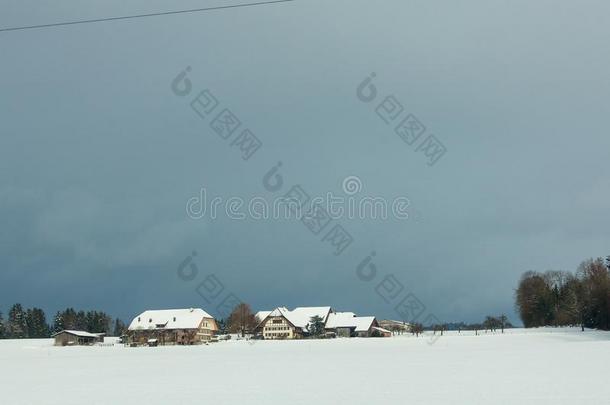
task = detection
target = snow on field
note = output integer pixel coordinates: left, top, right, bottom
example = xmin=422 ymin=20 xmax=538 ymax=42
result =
xmin=1 ymin=327 xmax=609 ymax=405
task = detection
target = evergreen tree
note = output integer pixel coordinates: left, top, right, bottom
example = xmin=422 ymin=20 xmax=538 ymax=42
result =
xmin=87 ymin=311 xmax=111 ymax=333
xmin=308 ymin=315 xmax=325 ymax=338
xmin=75 ymin=310 xmax=87 ymax=331
xmin=62 ymin=308 xmax=77 ymax=330
xmin=216 ymin=318 xmax=227 ymax=334
xmin=25 ymin=308 xmax=50 ymax=338
xmin=53 ymin=311 xmax=64 ymax=333
xmin=53 ymin=308 xmax=112 ymax=333
xmin=113 ymin=319 xmax=126 ymax=336
xmin=8 ymin=304 xmax=27 ymax=338
xmin=0 ymin=311 xmax=5 ymax=339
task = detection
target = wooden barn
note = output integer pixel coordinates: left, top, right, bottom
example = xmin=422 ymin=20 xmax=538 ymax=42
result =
xmin=127 ymin=308 xmax=218 ymax=346
xmin=52 ymin=330 xmax=104 ymax=346
xmin=325 ymin=312 xmax=382 ymax=337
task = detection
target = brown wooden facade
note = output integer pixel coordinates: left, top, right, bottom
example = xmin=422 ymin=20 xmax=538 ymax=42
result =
xmin=127 ymin=318 xmax=217 ymax=346
xmin=53 ymin=331 xmax=104 ymax=346
xmin=257 ymin=314 xmax=302 ymax=340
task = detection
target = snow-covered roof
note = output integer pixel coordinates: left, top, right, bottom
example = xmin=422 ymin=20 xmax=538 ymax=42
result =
xmin=255 ymin=311 xmax=272 ymax=322
xmin=128 ymin=308 xmax=214 ymax=331
xmin=354 ymin=317 xmax=376 ymax=332
xmin=283 ymin=307 xmax=332 ymax=331
xmin=372 ymin=326 xmax=392 ymax=334
xmin=52 ymin=330 xmax=100 ymax=338
xmin=325 ymin=312 xmax=358 ymax=328
xmin=379 ymin=319 xmax=411 ymax=327
xmin=325 ymin=312 xmax=376 ymax=332
xmin=260 ymin=306 xmax=332 ymax=332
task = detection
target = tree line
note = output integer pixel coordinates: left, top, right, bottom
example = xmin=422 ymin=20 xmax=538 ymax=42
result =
xmin=0 ymin=304 xmax=126 ymax=339
xmin=407 ymin=315 xmax=514 ymax=337
xmin=515 ymin=257 xmax=610 ymax=330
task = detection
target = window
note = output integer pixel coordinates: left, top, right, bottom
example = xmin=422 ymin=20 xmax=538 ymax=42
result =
xmin=273 ymin=319 xmax=282 ymax=324
xmin=173 ymin=317 xmax=176 ymax=322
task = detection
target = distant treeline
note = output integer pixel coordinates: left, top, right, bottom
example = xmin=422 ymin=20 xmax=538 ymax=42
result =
xmin=0 ymin=304 xmax=126 ymax=339
xmin=441 ymin=317 xmax=514 ymax=332
xmin=515 ymin=257 xmax=610 ymax=330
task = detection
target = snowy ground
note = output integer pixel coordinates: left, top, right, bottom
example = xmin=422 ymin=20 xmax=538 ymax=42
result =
xmin=1 ymin=327 xmax=608 ymax=405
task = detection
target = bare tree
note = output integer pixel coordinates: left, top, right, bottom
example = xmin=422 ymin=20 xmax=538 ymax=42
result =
xmin=514 ymin=258 xmax=610 ymax=331
xmin=577 ymin=258 xmax=610 ymax=330
xmin=515 ymin=271 xmax=554 ymax=327
xmin=226 ymin=303 xmax=257 ymax=337
xmin=499 ymin=314 xmax=507 ymax=333
xmin=410 ymin=323 xmax=423 ymax=337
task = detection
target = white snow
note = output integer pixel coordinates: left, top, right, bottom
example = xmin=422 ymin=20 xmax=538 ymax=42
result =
xmin=128 ymin=308 xmax=213 ymax=330
xmin=51 ymin=330 xmax=102 ymax=338
xmin=255 ymin=310 xmax=272 ymax=322
xmin=1 ymin=327 xmax=609 ymax=404
xmin=263 ymin=306 xmax=332 ymax=331
xmin=325 ymin=312 xmax=376 ymax=332
xmin=325 ymin=311 xmax=357 ymax=328
xmin=372 ymin=326 xmax=392 ymax=334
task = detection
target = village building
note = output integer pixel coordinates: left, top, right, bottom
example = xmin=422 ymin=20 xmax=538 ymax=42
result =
xmin=378 ymin=319 xmax=411 ymax=334
xmin=255 ymin=310 xmax=271 ymax=323
xmin=256 ymin=307 xmax=332 ymax=339
xmin=371 ymin=326 xmax=393 ymax=337
xmin=325 ymin=312 xmax=381 ymax=337
xmin=255 ymin=307 xmax=389 ymax=339
xmin=52 ymin=330 xmax=104 ymax=346
xmin=127 ymin=308 xmax=218 ymax=346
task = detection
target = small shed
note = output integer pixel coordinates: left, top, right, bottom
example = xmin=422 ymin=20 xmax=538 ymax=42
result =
xmin=52 ymin=330 xmax=104 ymax=346
xmin=372 ymin=326 xmax=393 ymax=338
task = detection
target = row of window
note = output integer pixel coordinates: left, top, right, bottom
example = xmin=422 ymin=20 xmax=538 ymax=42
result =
xmin=139 ymin=316 xmax=180 ymax=323
xmin=136 ymin=317 xmax=210 ymax=326
xmin=265 ymin=326 xmax=290 ymax=331
xmin=265 ymin=333 xmax=290 ymax=338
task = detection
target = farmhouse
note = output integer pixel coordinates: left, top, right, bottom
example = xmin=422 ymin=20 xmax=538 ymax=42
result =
xmin=325 ymin=312 xmax=380 ymax=337
xmin=52 ymin=330 xmax=104 ymax=346
xmin=255 ymin=307 xmax=388 ymax=339
xmin=255 ymin=310 xmax=271 ymax=323
xmin=127 ymin=308 xmax=218 ymax=346
xmin=378 ymin=319 xmax=410 ymax=334
xmin=256 ymin=307 xmax=332 ymax=339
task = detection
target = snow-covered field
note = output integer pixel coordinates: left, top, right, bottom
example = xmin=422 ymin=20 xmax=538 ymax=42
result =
xmin=1 ymin=327 xmax=608 ymax=405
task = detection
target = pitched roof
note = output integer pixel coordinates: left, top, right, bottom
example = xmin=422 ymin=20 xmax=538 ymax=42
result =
xmin=52 ymin=330 xmax=100 ymax=338
xmin=372 ymin=326 xmax=392 ymax=334
xmin=280 ymin=307 xmax=331 ymax=330
xmin=325 ymin=312 xmax=358 ymax=329
xmin=255 ymin=311 xmax=272 ymax=322
xmin=353 ymin=316 xmax=376 ymax=332
xmin=326 ymin=312 xmax=376 ymax=332
xmin=128 ymin=308 xmax=214 ymax=331
xmin=258 ymin=306 xmax=332 ymax=332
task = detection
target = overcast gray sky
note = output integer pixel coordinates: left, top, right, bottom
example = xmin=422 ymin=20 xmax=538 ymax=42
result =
xmin=1 ymin=0 xmax=609 ymax=325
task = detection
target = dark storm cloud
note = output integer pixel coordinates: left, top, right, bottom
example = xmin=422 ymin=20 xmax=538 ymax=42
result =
xmin=1 ymin=0 xmax=609 ymax=324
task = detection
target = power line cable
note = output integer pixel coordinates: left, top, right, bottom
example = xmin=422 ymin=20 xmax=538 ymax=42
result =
xmin=0 ymin=0 xmax=295 ymax=33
